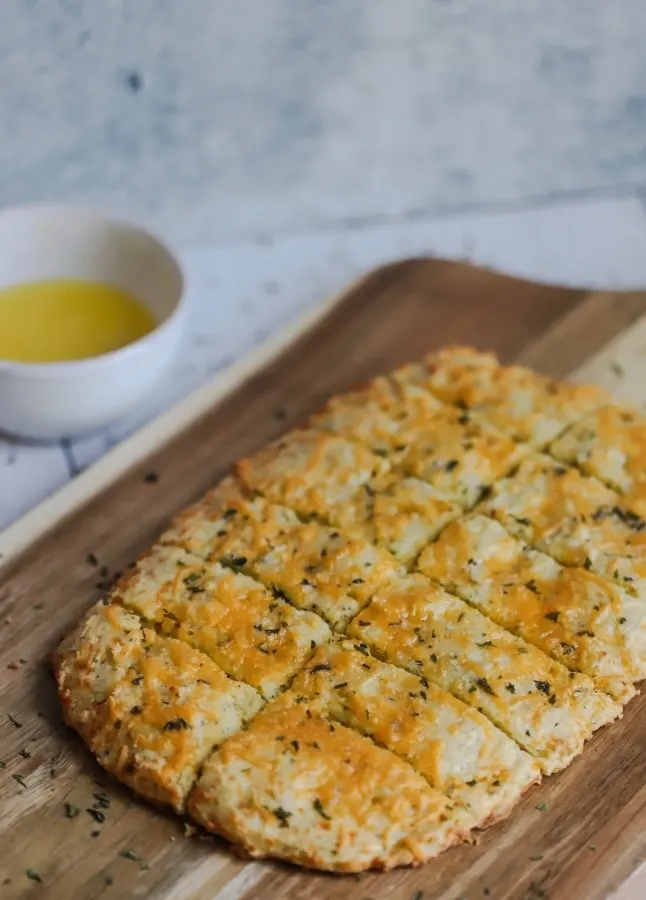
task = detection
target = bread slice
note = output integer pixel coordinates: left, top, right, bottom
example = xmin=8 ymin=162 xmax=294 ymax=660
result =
xmin=188 ymin=691 xmax=468 ymax=872
xmin=113 ymin=544 xmax=331 ymax=698
xmin=393 ymin=345 xmax=607 ymax=446
xmin=420 ymin=514 xmax=644 ymax=701
xmin=348 ymin=574 xmax=621 ymax=774
xmin=54 ymin=602 xmax=262 ymax=811
xmin=292 ymin=640 xmax=540 ymax=827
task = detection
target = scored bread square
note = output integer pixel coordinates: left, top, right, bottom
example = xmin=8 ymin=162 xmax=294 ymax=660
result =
xmin=188 ymin=691 xmax=467 ymax=872
xmin=112 ymin=544 xmax=331 ymax=698
xmin=291 ymin=640 xmax=540 ymax=827
xmin=160 ymin=476 xmax=300 ymax=561
xmin=234 ymin=428 xmax=466 ymax=564
xmin=236 ymin=429 xmax=390 ymax=522
xmin=54 ymin=602 xmax=262 ymax=811
xmin=337 ymin=474 xmax=461 ymax=566
xmin=309 ymin=375 xmax=445 ymax=454
xmin=311 ymin=376 xmax=527 ymax=508
xmin=419 ymin=515 xmax=644 ymax=702
xmin=89 ymin=635 xmax=262 ymax=812
xmin=164 ymin=487 xmax=405 ymax=632
xmin=393 ymin=345 xmax=607 ymax=447
xmin=246 ymin=470 xmax=460 ymax=569
xmin=391 ymin=408 xmax=526 ymax=507
xmin=249 ymin=520 xmax=402 ymax=631
xmin=55 ymin=344 xmax=645 ymax=873
xmin=480 ymin=454 xmax=646 ymax=580
xmin=550 ymin=403 xmax=646 ymax=516
xmin=347 ymin=574 xmax=621 ymax=775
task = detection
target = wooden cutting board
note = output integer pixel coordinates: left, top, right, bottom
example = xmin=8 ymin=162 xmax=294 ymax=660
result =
xmin=2 ymin=259 xmax=646 ymax=900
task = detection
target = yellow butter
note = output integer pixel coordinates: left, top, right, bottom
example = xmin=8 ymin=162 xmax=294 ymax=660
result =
xmin=0 ymin=279 xmax=155 ymax=363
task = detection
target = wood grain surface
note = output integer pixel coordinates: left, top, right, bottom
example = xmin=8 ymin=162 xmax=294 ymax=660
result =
xmin=1 ymin=259 xmax=646 ymax=900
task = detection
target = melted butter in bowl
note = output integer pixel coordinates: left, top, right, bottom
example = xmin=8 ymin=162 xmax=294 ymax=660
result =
xmin=0 ymin=280 xmax=157 ymax=363
xmin=0 ymin=204 xmax=184 ymax=440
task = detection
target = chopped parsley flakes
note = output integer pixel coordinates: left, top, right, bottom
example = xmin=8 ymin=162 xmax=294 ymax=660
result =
xmin=273 ymin=806 xmax=292 ymax=827
xmin=313 ymin=798 xmax=331 ymax=821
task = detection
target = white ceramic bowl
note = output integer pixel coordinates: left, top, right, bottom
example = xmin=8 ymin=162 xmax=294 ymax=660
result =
xmin=0 ymin=204 xmax=185 ymax=441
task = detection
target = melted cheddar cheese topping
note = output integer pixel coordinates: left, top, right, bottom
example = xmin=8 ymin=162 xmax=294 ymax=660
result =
xmin=162 ymin=481 xmax=406 ymax=631
xmin=342 ymin=474 xmax=461 ymax=565
xmin=114 ymin=544 xmax=331 ymax=697
xmin=310 ymin=376 xmax=444 ymax=453
xmin=160 ymin=478 xmax=300 ymax=561
xmin=420 ymin=515 xmax=644 ymax=701
xmin=292 ymin=640 xmax=539 ymax=825
xmin=348 ymin=575 xmax=620 ymax=774
xmin=236 ymin=430 xmax=389 ymax=521
xmin=551 ymin=404 xmax=646 ymax=515
xmin=311 ymin=375 xmax=526 ymax=508
xmin=289 ymin=472 xmax=461 ymax=568
xmin=482 ymin=455 xmax=646 ymax=573
xmin=250 ymin=520 xmax=402 ymax=630
xmin=394 ymin=345 xmax=607 ymax=446
xmin=188 ymin=691 xmax=464 ymax=872
xmin=56 ymin=603 xmax=262 ymax=811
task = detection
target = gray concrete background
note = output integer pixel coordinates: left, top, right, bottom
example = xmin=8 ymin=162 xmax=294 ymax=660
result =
xmin=1 ymin=1 xmax=646 ymax=247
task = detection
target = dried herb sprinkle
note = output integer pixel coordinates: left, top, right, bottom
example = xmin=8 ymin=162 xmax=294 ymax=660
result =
xmin=313 ymin=798 xmax=331 ymax=820
xmin=163 ymin=717 xmax=190 ymax=731
xmin=311 ymin=663 xmax=331 ymax=674
xmin=87 ymin=808 xmax=105 ymax=824
xmin=475 ymin=677 xmax=495 ymax=695
xmin=273 ymin=806 xmax=292 ymax=827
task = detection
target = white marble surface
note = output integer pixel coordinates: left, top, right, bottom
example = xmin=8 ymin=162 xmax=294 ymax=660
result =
xmin=2 ymin=2 xmax=646 ymax=245
xmin=3 ymin=2 xmax=646 ymax=529
xmin=4 ymin=194 xmax=646 ymax=530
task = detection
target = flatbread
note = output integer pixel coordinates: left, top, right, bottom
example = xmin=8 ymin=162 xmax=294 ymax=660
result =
xmin=56 ymin=344 xmax=639 ymax=872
